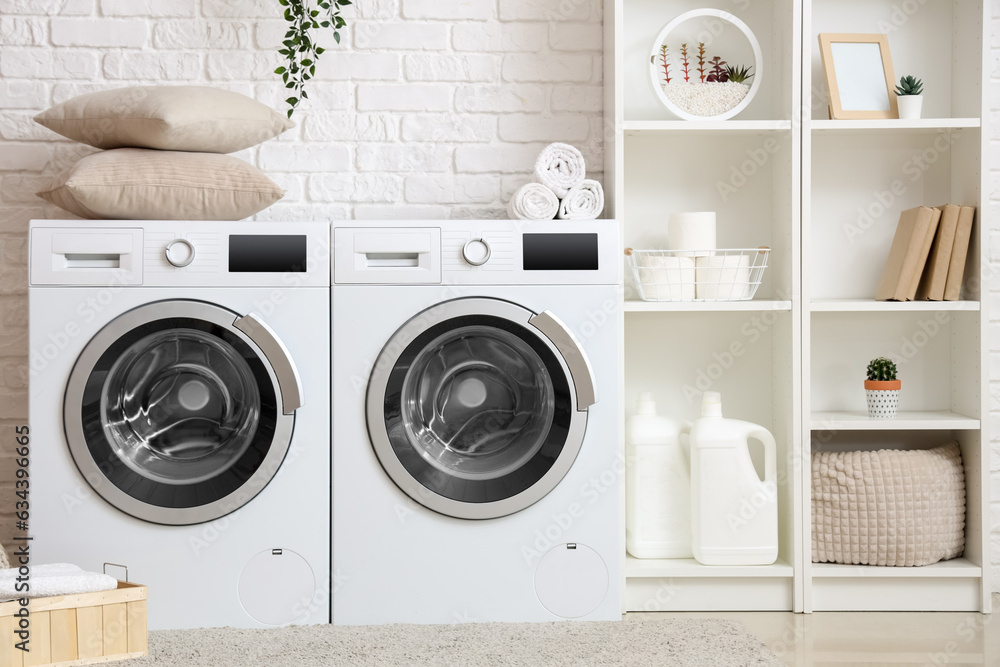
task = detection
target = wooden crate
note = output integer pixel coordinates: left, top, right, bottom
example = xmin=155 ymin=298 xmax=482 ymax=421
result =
xmin=0 ymin=581 xmax=147 ymax=667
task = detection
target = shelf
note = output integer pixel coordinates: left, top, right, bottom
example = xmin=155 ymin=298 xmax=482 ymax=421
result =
xmin=623 ymin=120 xmax=792 ymax=135
xmin=811 ymin=299 xmax=980 ymax=312
xmin=625 ymin=556 xmax=794 ymax=579
xmin=625 ymin=300 xmax=792 ymax=313
xmin=810 ymin=411 xmax=980 ymax=431
xmin=811 ymin=558 xmax=982 ymax=579
xmin=811 ymin=118 xmax=980 ymax=134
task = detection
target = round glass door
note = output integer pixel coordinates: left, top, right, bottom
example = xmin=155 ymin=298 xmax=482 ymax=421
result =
xmin=367 ymin=298 xmax=591 ymax=520
xmin=64 ymin=300 xmax=295 ymax=525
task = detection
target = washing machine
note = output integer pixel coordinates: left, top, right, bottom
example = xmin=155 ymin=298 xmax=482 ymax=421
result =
xmin=332 ymin=220 xmax=621 ymax=625
xmin=29 ymin=220 xmax=330 ymax=630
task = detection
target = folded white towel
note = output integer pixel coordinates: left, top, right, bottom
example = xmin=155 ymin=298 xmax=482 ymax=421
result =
xmin=557 ymin=179 xmax=604 ymax=220
xmin=534 ymin=142 xmax=586 ymax=199
xmin=508 ymin=182 xmax=559 ymax=220
xmin=0 ymin=563 xmax=119 ymax=600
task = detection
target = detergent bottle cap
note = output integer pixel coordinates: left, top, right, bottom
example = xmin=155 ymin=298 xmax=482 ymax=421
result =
xmin=636 ymin=392 xmax=656 ymax=416
xmin=701 ymin=391 xmax=723 ymax=418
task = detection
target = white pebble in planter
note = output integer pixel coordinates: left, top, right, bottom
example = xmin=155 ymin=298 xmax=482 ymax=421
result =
xmin=649 ymin=9 xmax=762 ymax=121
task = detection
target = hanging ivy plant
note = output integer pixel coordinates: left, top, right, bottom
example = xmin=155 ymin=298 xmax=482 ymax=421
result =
xmin=275 ymin=0 xmax=352 ymax=118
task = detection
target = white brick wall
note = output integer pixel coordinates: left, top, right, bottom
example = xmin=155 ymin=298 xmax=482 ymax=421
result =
xmin=0 ymin=0 xmax=605 ymax=557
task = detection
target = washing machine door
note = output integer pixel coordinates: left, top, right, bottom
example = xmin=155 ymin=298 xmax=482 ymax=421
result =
xmin=64 ymin=300 xmax=302 ymax=525
xmin=367 ymin=297 xmax=597 ymax=520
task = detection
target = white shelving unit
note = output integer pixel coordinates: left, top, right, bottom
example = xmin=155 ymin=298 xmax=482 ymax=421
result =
xmin=607 ymin=0 xmax=990 ymax=614
xmin=802 ymin=0 xmax=990 ymax=612
xmin=607 ymin=0 xmax=803 ymax=612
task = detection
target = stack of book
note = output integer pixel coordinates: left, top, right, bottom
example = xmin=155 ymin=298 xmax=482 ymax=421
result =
xmin=875 ymin=205 xmax=976 ymax=301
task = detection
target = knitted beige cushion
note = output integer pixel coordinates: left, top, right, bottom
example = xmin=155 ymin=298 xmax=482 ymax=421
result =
xmin=0 ymin=543 xmax=8 ymax=570
xmin=37 ymin=148 xmax=284 ymax=221
xmin=35 ymin=86 xmax=293 ymax=154
xmin=812 ymin=442 xmax=965 ymax=567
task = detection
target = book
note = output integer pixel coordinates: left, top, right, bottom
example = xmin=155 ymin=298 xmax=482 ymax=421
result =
xmin=943 ymin=206 xmax=976 ymax=301
xmin=875 ymin=206 xmax=941 ymax=301
xmin=916 ymin=204 xmax=960 ymax=301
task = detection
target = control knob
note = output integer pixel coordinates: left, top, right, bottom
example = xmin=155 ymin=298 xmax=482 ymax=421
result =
xmin=165 ymin=239 xmax=196 ymax=268
xmin=462 ymin=238 xmax=491 ymax=267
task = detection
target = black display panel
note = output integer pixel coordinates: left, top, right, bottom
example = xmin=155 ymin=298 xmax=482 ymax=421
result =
xmin=523 ymin=233 xmax=598 ymax=271
xmin=229 ymin=235 xmax=307 ymax=273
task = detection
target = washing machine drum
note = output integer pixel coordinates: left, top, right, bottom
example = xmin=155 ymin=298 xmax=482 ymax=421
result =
xmin=367 ymin=298 xmax=595 ymax=520
xmin=64 ymin=300 xmax=300 ymax=525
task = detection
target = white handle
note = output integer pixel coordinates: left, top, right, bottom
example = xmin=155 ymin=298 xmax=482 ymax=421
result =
xmin=747 ymin=427 xmax=776 ymax=485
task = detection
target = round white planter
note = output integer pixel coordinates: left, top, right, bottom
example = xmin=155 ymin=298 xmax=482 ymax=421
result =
xmin=648 ymin=9 xmax=762 ymax=122
xmin=897 ymin=95 xmax=923 ymax=120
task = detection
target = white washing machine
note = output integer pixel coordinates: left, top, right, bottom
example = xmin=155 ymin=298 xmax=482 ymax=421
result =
xmin=29 ymin=220 xmax=330 ymax=630
xmin=332 ymin=220 xmax=621 ymax=625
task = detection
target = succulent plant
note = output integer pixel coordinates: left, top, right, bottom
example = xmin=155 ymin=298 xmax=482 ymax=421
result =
xmin=866 ymin=357 xmax=898 ymax=382
xmin=725 ymin=64 xmax=754 ymax=84
xmin=894 ymin=75 xmax=923 ymax=96
xmin=705 ymin=56 xmax=728 ymax=82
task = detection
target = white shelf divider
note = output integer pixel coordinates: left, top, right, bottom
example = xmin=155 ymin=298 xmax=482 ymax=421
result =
xmin=625 ymin=556 xmax=794 ymax=579
xmin=625 ymin=300 xmax=793 ymax=313
xmin=811 ymin=299 xmax=980 ymax=312
xmin=810 ymin=411 xmax=980 ymax=431
xmin=624 ymin=120 xmax=792 ymax=134
xmin=811 ymin=558 xmax=982 ymax=579
xmin=811 ymin=118 xmax=980 ymax=133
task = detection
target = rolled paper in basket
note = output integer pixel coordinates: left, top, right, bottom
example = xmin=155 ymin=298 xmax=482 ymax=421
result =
xmin=668 ymin=212 xmax=716 ymax=257
xmin=638 ymin=255 xmax=695 ymax=301
xmin=507 ymin=182 xmax=559 ymax=220
xmin=696 ymin=254 xmax=751 ymax=300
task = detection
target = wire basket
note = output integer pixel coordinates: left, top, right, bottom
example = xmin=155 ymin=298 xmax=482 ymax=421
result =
xmin=625 ymin=247 xmax=770 ymax=302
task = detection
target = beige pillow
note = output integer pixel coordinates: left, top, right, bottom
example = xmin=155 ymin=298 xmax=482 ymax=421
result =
xmin=35 ymin=86 xmax=294 ymax=153
xmin=37 ymin=148 xmax=285 ymax=221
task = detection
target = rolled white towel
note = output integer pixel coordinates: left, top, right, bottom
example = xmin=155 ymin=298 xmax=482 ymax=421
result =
xmin=0 ymin=563 xmax=119 ymax=600
xmin=534 ymin=142 xmax=586 ymax=198
xmin=557 ymin=179 xmax=604 ymax=220
xmin=508 ymin=182 xmax=559 ymax=220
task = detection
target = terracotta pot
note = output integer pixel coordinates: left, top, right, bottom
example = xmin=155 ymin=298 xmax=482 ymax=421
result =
xmin=864 ymin=380 xmax=901 ymax=391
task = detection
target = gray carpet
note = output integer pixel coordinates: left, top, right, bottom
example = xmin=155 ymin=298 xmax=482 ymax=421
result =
xmin=121 ymin=617 xmax=781 ymax=666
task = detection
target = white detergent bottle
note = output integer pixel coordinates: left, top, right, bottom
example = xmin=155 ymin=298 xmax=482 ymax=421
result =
xmin=689 ymin=391 xmax=778 ymax=566
xmin=625 ymin=393 xmax=692 ymax=559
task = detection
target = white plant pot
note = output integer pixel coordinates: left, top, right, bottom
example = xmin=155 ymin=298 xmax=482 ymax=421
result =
xmin=866 ymin=389 xmax=900 ymax=419
xmin=897 ymin=95 xmax=923 ymax=120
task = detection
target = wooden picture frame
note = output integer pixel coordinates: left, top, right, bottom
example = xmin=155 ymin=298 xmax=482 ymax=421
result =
xmin=818 ymin=33 xmax=897 ymax=120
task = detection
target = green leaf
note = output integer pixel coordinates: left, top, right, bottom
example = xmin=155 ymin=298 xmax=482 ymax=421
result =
xmin=301 ymin=59 xmax=313 ymax=66
xmin=320 ymin=20 xmax=330 ymax=27
xmin=333 ymin=31 xmax=341 ymax=43
xmin=286 ymin=97 xmax=298 ymax=106
xmin=274 ymin=66 xmax=287 ymax=74
xmin=316 ymin=46 xmax=325 ymax=54
xmin=301 ymin=90 xmax=309 ymax=100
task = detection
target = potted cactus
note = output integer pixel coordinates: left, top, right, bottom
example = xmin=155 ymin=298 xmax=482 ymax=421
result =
xmin=865 ymin=357 xmax=900 ymax=419
xmin=895 ymin=75 xmax=924 ymax=120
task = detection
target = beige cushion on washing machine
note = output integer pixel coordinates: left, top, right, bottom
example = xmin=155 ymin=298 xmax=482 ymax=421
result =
xmin=37 ymin=148 xmax=285 ymax=220
xmin=811 ymin=441 xmax=965 ymax=567
xmin=34 ymin=86 xmax=294 ymax=154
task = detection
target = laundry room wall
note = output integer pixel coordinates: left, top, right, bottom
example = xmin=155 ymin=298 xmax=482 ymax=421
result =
xmin=0 ymin=0 xmax=605 ymax=557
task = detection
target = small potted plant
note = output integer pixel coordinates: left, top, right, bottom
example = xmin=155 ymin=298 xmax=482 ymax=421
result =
xmin=895 ymin=75 xmax=923 ymax=120
xmin=865 ymin=357 xmax=900 ymax=419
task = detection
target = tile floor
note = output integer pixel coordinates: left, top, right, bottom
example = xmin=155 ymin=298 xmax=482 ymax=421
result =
xmin=630 ymin=595 xmax=1000 ymax=665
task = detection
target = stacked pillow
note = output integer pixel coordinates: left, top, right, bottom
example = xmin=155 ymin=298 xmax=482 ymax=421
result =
xmin=34 ymin=86 xmax=292 ymax=220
